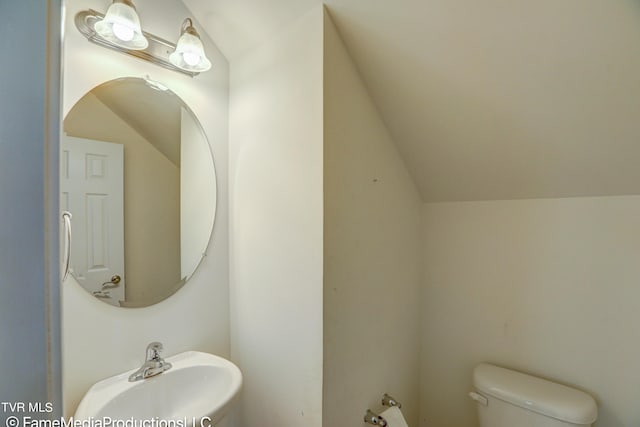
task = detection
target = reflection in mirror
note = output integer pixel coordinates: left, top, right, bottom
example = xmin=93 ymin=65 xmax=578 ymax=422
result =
xmin=62 ymin=77 xmax=216 ymax=308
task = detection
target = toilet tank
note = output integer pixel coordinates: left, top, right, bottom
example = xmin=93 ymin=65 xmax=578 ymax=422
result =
xmin=471 ymin=363 xmax=597 ymax=427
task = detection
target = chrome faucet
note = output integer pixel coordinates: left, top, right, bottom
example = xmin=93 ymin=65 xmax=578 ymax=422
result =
xmin=128 ymin=342 xmax=172 ymax=382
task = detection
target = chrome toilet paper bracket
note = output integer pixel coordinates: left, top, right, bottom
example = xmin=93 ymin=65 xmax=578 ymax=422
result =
xmin=364 ymin=409 xmax=387 ymax=426
xmin=382 ymin=393 xmax=402 ymax=408
xmin=364 ymin=393 xmax=403 ymax=425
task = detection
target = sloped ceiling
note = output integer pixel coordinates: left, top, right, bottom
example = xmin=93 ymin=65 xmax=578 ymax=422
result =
xmin=184 ymin=0 xmax=640 ymax=202
xmin=93 ymin=80 xmax=183 ymax=167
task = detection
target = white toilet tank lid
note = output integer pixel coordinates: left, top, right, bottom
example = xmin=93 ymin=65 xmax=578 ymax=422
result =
xmin=473 ymin=363 xmax=597 ymax=425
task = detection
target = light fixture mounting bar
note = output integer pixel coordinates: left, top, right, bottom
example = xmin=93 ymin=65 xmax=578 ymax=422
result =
xmin=75 ymin=10 xmax=199 ymax=77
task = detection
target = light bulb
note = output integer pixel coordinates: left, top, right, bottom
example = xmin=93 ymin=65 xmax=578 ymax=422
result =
xmin=169 ymin=18 xmax=211 ymax=72
xmin=94 ymin=1 xmax=148 ymax=50
xmin=183 ymin=52 xmax=200 ymax=66
xmin=112 ymin=22 xmax=134 ymax=41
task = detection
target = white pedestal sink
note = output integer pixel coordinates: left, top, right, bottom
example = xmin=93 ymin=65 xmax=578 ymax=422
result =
xmin=75 ymin=351 xmax=242 ymax=426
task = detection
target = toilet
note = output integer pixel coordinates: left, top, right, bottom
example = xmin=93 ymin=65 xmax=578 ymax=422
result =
xmin=470 ymin=363 xmax=597 ymax=427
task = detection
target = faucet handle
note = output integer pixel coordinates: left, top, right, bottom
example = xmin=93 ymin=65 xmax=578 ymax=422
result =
xmin=145 ymin=342 xmax=164 ymax=361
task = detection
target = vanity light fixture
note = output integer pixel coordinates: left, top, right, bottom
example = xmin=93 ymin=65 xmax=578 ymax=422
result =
xmin=75 ymin=7 xmax=211 ymax=77
xmin=94 ymin=0 xmax=148 ymax=50
xmin=169 ymin=19 xmax=212 ymax=72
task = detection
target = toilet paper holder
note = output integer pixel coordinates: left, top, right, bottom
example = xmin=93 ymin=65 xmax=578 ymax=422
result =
xmin=364 ymin=409 xmax=387 ymax=426
xmin=382 ymin=393 xmax=402 ymax=409
xmin=364 ymin=393 xmax=403 ymax=425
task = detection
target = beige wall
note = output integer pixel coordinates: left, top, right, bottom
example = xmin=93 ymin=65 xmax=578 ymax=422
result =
xmin=421 ymin=196 xmax=640 ymax=427
xmin=62 ymin=0 xmax=229 ymax=415
xmin=323 ymin=10 xmax=423 ymax=427
xmin=64 ymin=93 xmax=181 ymax=304
xmin=229 ymin=6 xmax=324 ymax=427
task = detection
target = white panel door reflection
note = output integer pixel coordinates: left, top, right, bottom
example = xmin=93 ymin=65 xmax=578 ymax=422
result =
xmin=61 ymin=135 xmax=125 ymax=306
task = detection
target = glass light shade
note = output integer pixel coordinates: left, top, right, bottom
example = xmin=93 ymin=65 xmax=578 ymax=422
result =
xmin=94 ymin=1 xmax=148 ymax=50
xmin=169 ymin=30 xmax=211 ymax=72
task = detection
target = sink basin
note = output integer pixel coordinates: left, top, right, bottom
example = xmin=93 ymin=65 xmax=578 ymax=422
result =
xmin=75 ymin=351 xmax=242 ymax=425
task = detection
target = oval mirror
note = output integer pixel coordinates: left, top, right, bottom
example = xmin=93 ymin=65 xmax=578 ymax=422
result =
xmin=62 ymin=77 xmax=216 ymax=308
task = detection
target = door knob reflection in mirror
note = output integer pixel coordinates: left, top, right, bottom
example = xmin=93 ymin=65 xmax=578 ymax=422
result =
xmin=99 ymin=275 xmax=122 ymax=290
